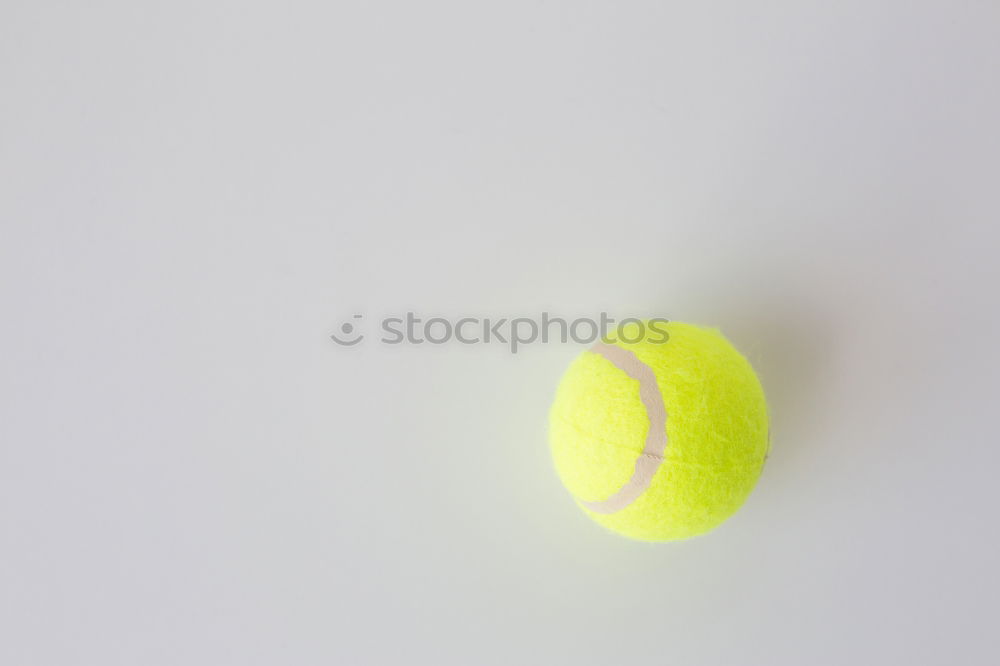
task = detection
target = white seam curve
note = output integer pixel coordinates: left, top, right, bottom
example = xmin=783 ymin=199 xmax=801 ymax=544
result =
xmin=578 ymin=343 xmax=668 ymax=515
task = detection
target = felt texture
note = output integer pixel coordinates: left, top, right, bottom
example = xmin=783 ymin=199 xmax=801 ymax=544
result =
xmin=549 ymin=321 xmax=769 ymax=541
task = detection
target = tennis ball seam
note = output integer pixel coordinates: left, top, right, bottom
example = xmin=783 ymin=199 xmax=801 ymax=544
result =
xmin=575 ymin=343 xmax=668 ymax=515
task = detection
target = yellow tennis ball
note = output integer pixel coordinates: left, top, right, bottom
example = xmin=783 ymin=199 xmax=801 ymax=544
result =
xmin=549 ymin=320 xmax=769 ymax=541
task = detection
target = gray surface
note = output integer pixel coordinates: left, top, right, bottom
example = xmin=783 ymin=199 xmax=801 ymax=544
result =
xmin=2 ymin=2 xmax=999 ymax=664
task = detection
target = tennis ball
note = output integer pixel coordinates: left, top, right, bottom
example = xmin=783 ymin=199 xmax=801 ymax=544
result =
xmin=549 ymin=320 xmax=769 ymax=541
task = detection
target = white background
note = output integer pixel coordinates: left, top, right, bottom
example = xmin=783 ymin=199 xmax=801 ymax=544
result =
xmin=2 ymin=2 xmax=999 ymax=664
